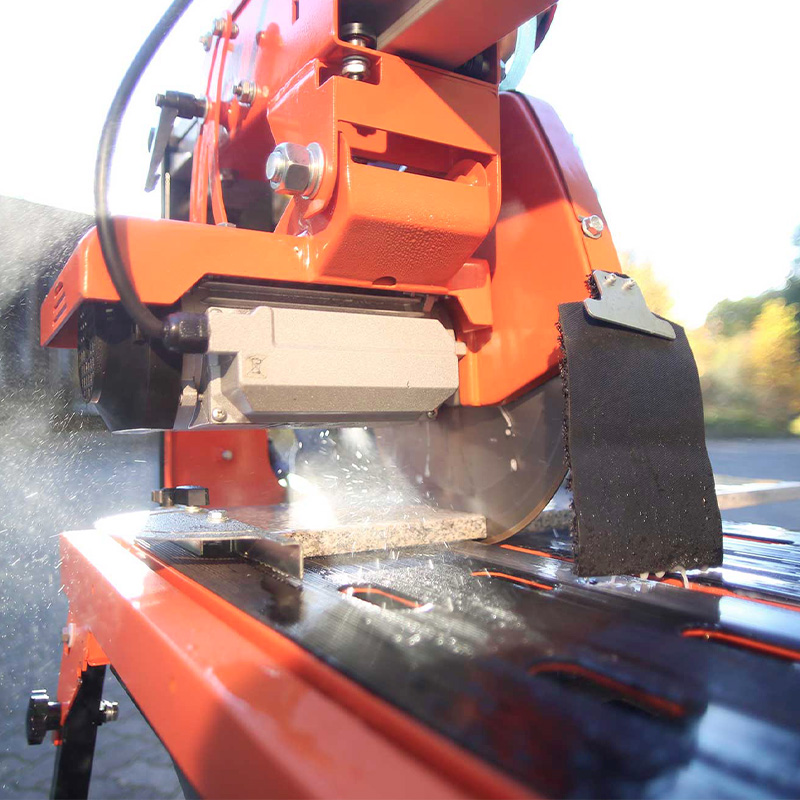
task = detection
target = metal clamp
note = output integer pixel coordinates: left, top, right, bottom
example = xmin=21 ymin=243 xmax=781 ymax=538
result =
xmin=583 ymin=270 xmax=675 ymax=340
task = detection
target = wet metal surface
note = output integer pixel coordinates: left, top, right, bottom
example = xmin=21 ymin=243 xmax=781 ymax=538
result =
xmin=143 ymin=515 xmax=800 ymax=798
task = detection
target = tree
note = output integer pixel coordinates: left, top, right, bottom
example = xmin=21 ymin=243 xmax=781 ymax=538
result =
xmin=618 ymin=252 xmax=673 ymax=318
xmin=706 ymin=296 xmax=769 ymax=337
xmin=747 ymin=299 xmax=800 ymax=427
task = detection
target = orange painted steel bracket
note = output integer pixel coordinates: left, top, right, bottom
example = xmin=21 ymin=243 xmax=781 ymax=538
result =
xmin=55 ymin=530 xmax=531 ymax=799
xmin=163 ymin=429 xmax=285 ymax=508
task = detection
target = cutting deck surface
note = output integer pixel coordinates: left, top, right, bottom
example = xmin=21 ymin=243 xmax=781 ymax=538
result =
xmin=140 ymin=519 xmax=800 ymax=798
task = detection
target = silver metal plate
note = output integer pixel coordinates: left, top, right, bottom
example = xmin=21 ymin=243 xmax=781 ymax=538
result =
xmin=96 ymin=507 xmax=303 ymax=580
xmin=584 ymin=270 xmax=676 ymax=340
xmin=374 ymin=377 xmax=567 ymax=543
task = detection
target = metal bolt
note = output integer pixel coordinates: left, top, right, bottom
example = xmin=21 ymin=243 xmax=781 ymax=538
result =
xmin=341 ymin=55 xmax=371 ymax=80
xmin=340 ymin=22 xmax=375 ymax=81
xmin=207 ymin=509 xmax=228 ymax=524
xmin=266 ymin=142 xmax=325 ymax=198
xmin=622 ymin=279 xmax=637 ymax=291
xmin=221 ymin=449 xmax=234 ymax=461
xmin=211 ymin=408 xmax=228 ymax=423
xmin=340 ymin=22 xmax=376 ymax=48
xmin=152 ymin=485 xmax=209 ymax=507
xmin=604 ymin=274 xmax=617 ymax=286
xmin=212 ymin=18 xmax=239 ymax=38
xmin=232 ymin=80 xmax=256 ymax=105
xmin=203 ymin=19 xmax=239 ymax=49
xmin=581 ymin=214 xmax=604 ymax=239
xmin=61 ymin=624 xmax=75 ymax=649
xmin=98 ymin=700 xmax=119 ymax=724
xmin=427 ymin=410 xmax=438 ymax=419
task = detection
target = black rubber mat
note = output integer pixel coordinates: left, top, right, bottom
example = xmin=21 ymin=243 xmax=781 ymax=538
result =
xmin=558 ymin=302 xmax=722 ymax=576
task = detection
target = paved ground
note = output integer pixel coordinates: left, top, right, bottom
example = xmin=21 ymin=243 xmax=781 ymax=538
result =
xmin=1 ymin=417 xmax=799 ymax=798
xmin=0 ymin=406 xmax=182 ymax=800
xmin=706 ymin=438 xmax=800 ymax=529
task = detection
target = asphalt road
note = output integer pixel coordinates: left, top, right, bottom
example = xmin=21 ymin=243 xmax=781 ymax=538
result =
xmin=707 ymin=438 xmax=800 ymax=529
xmin=1 ymin=423 xmax=799 ymax=799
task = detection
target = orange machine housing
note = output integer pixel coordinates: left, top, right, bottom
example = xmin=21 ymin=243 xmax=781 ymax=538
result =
xmin=41 ymin=0 xmax=619 ymax=410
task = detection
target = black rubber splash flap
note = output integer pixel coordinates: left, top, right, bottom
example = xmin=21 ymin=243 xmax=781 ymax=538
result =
xmin=558 ymin=302 xmax=722 ymax=576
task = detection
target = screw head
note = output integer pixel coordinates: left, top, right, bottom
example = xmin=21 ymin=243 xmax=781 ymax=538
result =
xmin=207 ymin=509 xmax=228 ymax=523
xmin=581 ymin=214 xmax=604 ymax=239
xmin=266 ymin=142 xmax=324 ymax=198
xmin=221 ymin=449 xmax=234 ymax=461
xmin=199 ymin=33 xmax=212 ymax=51
xmin=211 ymin=408 xmax=228 ymax=423
xmin=622 ymin=279 xmax=637 ymax=291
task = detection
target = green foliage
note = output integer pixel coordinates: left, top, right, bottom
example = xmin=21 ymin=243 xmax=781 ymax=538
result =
xmin=692 ymin=226 xmax=800 ymax=437
xmin=703 ymin=408 xmax=786 ymax=438
xmin=706 ymin=296 xmax=770 ymax=337
xmin=619 ymin=252 xmax=673 ymax=317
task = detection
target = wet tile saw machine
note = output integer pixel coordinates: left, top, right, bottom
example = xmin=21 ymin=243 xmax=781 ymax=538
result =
xmin=27 ymin=1 xmax=800 ymax=797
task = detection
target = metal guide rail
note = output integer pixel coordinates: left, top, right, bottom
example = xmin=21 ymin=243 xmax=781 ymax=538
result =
xmin=46 ymin=516 xmax=800 ymax=799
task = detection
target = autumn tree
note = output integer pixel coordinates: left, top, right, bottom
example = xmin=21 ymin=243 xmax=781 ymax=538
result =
xmin=618 ymin=252 xmax=673 ymax=318
xmin=747 ymin=299 xmax=800 ymax=427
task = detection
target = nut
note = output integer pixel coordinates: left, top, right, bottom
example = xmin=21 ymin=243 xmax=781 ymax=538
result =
xmin=266 ymin=142 xmax=324 ymax=198
xmin=99 ymin=700 xmax=119 ymax=724
xmin=581 ymin=214 xmax=604 ymax=239
xmin=232 ymin=80 xmax=256 ymax=105
xmin=212 ymin=18 xmax=239 ymax=38
xmin=341 ymin=54 xmax=371 ymax=81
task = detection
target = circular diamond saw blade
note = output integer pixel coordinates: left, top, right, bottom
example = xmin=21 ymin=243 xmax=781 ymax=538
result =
xmin=374 ymin=376 xmax=566 ymax=543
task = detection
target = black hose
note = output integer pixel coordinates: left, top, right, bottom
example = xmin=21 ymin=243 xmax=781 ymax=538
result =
xmin=94 ymin=0 xmax=196 ymax=345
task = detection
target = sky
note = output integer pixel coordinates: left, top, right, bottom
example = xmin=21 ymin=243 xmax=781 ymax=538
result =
xmin=2 ymin=1 xmax=799 ymax=327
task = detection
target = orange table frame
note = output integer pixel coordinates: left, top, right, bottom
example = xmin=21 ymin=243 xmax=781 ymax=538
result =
xmin=54 ymin=530 xmax=532 ymax=799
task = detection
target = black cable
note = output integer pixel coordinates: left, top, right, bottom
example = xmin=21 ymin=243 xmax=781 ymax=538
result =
xmin=95 ymin=0 xmax=207 ymax=352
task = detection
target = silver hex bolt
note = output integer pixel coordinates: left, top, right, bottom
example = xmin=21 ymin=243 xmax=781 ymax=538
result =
xmin=266 ymin=142 xmax=325 ymax=198
xmin=211 ymin=407 xmax=228 ymax=423
xmin=232 ymin=80 xmax=256 ymax=105
xmin=581 ymin=214 xmax=604 ymax=239
xmin=340 ymin=22 xmax=376 ymax=81
xmin=98 ymin=700 xmax=119 ymax=724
